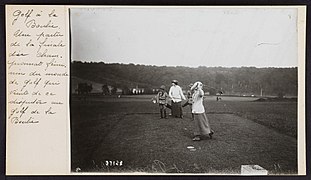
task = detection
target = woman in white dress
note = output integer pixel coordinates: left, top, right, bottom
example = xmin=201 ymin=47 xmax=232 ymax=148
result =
xmin=191 ymin=81 xmax=214 ymax=141
xmin=169 ymin=80 xmax=186 ymax=118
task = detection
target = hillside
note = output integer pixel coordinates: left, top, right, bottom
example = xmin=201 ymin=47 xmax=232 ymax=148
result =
xmin=71 ymin=61 xmax=297 ymax=96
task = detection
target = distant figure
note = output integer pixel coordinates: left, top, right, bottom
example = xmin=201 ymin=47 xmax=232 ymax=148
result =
xmin=191 ymin=81 xmax=214 ymax=141
xmin=169 ymin=80 xmax=186 ymax=118
xmin=156 ymin=85 xmax=169 ymax=119
xmin=216 ymin=90 xmax=223 ymax=101
xmin=182 ymin=83 xmax=194 ymax=119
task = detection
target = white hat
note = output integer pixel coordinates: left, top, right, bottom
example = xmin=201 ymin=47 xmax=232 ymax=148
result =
xmin=191 ymin=81 xmax=203 ymax=91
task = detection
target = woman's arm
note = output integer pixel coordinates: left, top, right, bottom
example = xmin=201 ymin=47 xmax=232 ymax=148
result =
xmin=199 ymin=89 xmax=204 ymax=97
xmin=169 ymin=87 xmax=174 ymax=101
xmin=179 ymin=87 xmax=186 ymax=100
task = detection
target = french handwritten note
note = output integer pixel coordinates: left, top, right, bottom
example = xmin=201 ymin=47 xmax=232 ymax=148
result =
xmin=6 ymin=5 xmax=69 ymax=175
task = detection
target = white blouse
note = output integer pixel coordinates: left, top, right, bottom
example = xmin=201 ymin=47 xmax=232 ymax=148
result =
xmin=169 ymin=85 xmax=186 ymax=102
xmin=192 ymin=89 xmax=205 ymax=113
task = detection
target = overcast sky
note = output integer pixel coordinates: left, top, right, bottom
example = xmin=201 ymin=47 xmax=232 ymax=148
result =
xmin=70 ymin=7 xmax=298 ymax=67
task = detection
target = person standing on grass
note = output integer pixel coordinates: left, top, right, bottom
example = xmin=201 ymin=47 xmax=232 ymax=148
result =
xmin=156 ymin=85 xmax=169 ymax=119
xmin=182 ymin=83 xmax=194 ymax=120
xmin=191 ymin=81 xmax=214 ymax=141
xmin=169 ymin=80 xmax=186 ymax=118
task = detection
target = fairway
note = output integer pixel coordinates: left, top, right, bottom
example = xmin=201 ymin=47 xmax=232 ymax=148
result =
xmin=71 ymin=95 xmax=297 ymax=174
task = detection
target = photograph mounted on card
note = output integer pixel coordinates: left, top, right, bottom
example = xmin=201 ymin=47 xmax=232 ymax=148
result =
xmin=5 ymin=5 xmax=306 ymax=175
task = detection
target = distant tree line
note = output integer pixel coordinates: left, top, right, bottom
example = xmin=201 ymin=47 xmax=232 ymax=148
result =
xmin=76 ymin=83 xmax=93 ymax=95
xmin=71 ymin=61 xmax=297 ymax=97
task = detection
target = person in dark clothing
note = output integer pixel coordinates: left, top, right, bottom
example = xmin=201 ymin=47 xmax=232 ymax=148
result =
xmin=156 ymin=85 xmax=169 ymax=118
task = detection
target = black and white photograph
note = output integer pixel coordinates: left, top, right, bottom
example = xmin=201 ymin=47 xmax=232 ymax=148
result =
xmin=70 ymin=7 xmax=301 ymax=174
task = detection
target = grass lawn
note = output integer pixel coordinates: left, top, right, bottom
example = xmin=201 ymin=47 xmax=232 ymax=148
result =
xmin=71 ymin=95 xmax=297 ymax=174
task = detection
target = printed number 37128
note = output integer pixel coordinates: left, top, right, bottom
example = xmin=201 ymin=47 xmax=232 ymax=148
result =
xmin=105 ymin=160 xmax=123 ymax=166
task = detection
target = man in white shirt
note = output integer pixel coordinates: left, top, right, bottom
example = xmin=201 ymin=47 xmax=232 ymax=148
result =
xmin=169 ymin=80 xmax=186 ymax=118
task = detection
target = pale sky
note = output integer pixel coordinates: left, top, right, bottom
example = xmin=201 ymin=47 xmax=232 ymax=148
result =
xmin=70 ymin=7 xmax=298 ymax=67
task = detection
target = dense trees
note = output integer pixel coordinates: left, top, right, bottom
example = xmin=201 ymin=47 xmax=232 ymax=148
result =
xmin=71 ymin=61 xmax=297 ymax=97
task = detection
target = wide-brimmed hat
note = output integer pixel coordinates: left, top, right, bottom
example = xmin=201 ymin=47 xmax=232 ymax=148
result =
xmin=160 ymin=85 xmax=165 ymax=90
xmin=172 ymin=80 xmax=178 ymax=85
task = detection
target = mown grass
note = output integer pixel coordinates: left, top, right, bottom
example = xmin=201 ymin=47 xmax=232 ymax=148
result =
xmin=205 ymin=100 xmax=297 ymax=138
xmin=71 ymin=95 xmax=297 ymax=174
